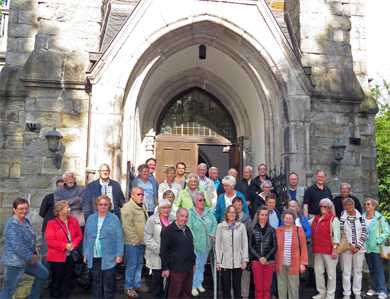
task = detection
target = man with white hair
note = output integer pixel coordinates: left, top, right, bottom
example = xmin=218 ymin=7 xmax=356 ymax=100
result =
xmin=197 ymin=163 xmax=217 ymax=207
xmin=83 ymin=163 xmax=125 ymax=221
xmin=208 ymin=166 xmax=223 ymax=195
xmin=54 ymin=172 xmax=85 ymax=226
xmin=236 ymin=165 xmax=253 ymax=202
xmin=333 ymin=182 xmax=362 ymax=218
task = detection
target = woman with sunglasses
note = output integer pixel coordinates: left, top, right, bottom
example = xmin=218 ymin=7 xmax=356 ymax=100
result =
xmin=311 ymin=198 xmax=340 ymax=299
xmin=84 ymin=195 xmax=124 ymax=299
xmin=187 ymin=191 xmax=217 ymax=296
xmin=363 ymin=198 xmax=390 ymax=299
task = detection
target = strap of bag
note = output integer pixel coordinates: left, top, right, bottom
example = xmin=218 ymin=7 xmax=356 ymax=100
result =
xmin=55 ymin=219 xmax=71 ymax=243
xmin=296 ymin=226 xmax=301 ymax=256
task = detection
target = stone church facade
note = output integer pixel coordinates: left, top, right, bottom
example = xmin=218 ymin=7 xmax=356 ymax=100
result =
xmin=0 ymin=0 xmax=377 ymax=230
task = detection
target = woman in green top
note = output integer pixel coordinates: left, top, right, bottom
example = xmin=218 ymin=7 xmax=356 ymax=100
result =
xmin=175 ymin=173 xmax=211 ymax=209
xmin=187 ymin=191 xmax=217 ymax=296
xmin=363 ymin=198 xmax=390 ymax=299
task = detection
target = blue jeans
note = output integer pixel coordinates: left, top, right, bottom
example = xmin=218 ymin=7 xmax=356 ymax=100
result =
xmin=193 ymin=251 xmax=209 ymax=289
xmin=124 ymin=244 xmax=145 ymax=289
xmin=365 ymin=253 xmax=387 ymax=294
xmin=0 ymin=262 xmax=49 ymax=299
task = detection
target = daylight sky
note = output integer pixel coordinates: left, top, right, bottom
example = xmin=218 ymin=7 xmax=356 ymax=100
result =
xmin=366 ymin=0 xmax=390 ymax=84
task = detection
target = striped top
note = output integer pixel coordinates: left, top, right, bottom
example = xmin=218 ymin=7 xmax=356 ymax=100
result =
xmin=283 ymin=230 xmax=293 ymax=266
xmin=340 ymin=211 xmax=367 ymax=249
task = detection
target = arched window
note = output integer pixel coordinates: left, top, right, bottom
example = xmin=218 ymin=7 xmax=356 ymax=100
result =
xmin=158 ymin=88 xmax=236 ymax=141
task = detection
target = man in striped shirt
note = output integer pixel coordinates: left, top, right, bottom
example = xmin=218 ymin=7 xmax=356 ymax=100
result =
xmin=339 ymin=197 xmax=367 ymax=299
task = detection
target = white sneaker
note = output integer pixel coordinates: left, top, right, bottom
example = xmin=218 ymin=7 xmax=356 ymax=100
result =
xmin=198 ymin=286 xmax=206 ymax=293
xmin=312 ymin=294 xmax=325 ymax=299
xmin=378 ymin=293 xmax=388 ymax=299
xmin=191 ymin=288 xmax=199 ymax=297
xmin=366 ymin=289 xmax=378 ymax=296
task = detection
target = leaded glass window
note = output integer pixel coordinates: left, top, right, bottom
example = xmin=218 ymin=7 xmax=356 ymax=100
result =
xmin=158 ymin=88 xmax=236 ymax=141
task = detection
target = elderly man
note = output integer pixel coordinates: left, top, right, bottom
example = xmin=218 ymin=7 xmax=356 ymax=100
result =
xmin=121 ymin=187 xmax=149 ymax=298
xmin=54 ymin=172 xmax=85 ymax=226
xmin=83 ymin=163 xmax=125 ymax=221
xmin=197 ymin=163 xmax=217 ymax=207
xmin=236 ymin=165 xmax=253 ymax=203
xmin=279 ymin=172 xmax=306 ymax=211
xmin=333 ymin=183 xmax=362 ymax=218
xmin=161 ymin=208 xmax=196 ymax=299
xmin=209 ymin=166 xmax=223 ymax=195
xmin=303 ymin=169 xmax=333 ymax=217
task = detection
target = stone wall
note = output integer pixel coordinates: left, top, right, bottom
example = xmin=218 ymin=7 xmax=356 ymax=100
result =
xmin=0 ymin=0 xmax=104 ymax=233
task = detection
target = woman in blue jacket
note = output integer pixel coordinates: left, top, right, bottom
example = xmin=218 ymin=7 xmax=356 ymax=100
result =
xmin=288 ymin=200 xmax=311 ymax=240
xmin=214 ymin=176 xmax=249 ymax=223
xmin=84 ymin=195 xmax=124 ymax=299
xmin=0 ymin=198 xmax=49 ymax=299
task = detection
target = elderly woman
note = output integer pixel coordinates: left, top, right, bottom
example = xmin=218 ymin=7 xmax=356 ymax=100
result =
xmin=340 ymin=197 xmax=367 ymax=299
xmin=275 ymin=209 xmax=308 ymax=299
xmin=144 ymin=199 xmax=174 ymax=299
xmin=158 ymin=166 xmax=182 ymax=202
xmin=363 ymin=198 xmax=390 ymax=299
xmin=0 ymin=198 xmax=49 ymax=299
xmin=215 ymin=205 xmax=249 ymax=299
xmin=250 ymin=180 xmax=273 ymax=217
xmin=288 ymin=200 xmax=311 ymax=240
xmin=187 ymin=191 xmax=217 ymax=296
xmin=45 ymin=200 xmax=83 ymax=298
xmin=175 ymin=173 xmax=211 ymax=209
xmin=214 ymin=175 xmax=249 ymax=223
xmin=84 ymin=195 xmax=124 ymax=299
xmin=311 ymin=198 xmax=340 ymax=299
xmin=250 ymin=206 xmax=277 ymax=299
xmin=132 ymin=164 xmax=158 ymax=216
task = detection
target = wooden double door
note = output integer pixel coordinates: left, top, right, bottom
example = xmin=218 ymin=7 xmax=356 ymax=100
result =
xmin=155 ymin=136 xmax=241 ymax=182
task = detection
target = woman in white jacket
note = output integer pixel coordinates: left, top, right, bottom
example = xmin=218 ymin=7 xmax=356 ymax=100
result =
xmin=215 ymin=205 xmax=249 ymax=299
xmin=144 ymin=199 xmax=174 ymax=299
xmin=340 ymin=197 xmax=367 ymax=299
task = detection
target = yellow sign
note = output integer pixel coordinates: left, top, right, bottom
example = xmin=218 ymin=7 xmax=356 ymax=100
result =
xmin=269 ymin=0 xmax=284 ymax=10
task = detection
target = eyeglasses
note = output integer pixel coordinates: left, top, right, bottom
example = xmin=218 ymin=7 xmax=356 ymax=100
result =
xmin=197 ymin=198 xmax=205 ymax=202
xmin=136 ymin=193 xmax=145 ymax=196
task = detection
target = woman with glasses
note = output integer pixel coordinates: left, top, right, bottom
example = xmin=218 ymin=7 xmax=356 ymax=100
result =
xmin=363 ymin=198 xmax=390 ymax=299
xmin=0 ymin=198 xmax=49 ymax=299
xmin=311 ymin=198 xmax=340 ymax=299
xmin=187 ymin=191 xmax=217 ymax=296
xmin=84 ymin=195 xmax=124 ymax=299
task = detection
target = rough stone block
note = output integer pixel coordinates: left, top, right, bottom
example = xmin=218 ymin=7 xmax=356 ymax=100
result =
xmin=9 ymin=162 xmax=21 ymax=178
xmin=0 ymin=164 xmax=10 ymax=178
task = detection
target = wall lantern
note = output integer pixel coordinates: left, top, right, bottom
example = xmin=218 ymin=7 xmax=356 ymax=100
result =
xmin=330 ymin=138 xmax=346 ymax=175
xmin=45 ymin=128 xmax=63 ymax=169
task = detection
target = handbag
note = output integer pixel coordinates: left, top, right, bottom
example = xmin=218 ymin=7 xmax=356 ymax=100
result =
xmin=55 ymin=219 xmax=82 ymax=263
xmin=378 ymin=217 xmax=390 ymax=260
xmin=329 ymin=216 xmax=350 ymax=254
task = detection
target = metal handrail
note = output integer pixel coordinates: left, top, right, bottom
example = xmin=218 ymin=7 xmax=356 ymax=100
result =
xmin=209 ymin=239 xmax=218 ymax=299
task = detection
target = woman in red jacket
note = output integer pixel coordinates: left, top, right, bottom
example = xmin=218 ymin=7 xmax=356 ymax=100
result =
xmin=45 ymin=200 xmax=83 ymax=298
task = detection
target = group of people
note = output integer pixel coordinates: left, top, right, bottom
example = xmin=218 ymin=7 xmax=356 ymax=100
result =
xmin=0 ymin=160 xmax=389 ymax=299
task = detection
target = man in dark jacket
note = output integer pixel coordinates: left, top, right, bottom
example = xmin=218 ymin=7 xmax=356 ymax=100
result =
xmin=161 ymin=208 xmax=196 ymax=299
xmin=236 ymin=165 xmax=254 ymax=205
xmin=83 ymin=163 xmax=125 ymax=221
xmin=333 ymin=182 xmax=362 ymax=218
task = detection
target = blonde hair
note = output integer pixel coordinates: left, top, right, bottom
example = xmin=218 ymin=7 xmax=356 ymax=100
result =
xmin=54 ymin=200 xmax=69 ymax=217
xmin=95 ymin=195 xmax=112 ymax=210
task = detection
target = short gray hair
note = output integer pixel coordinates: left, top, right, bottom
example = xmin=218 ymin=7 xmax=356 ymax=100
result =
xmin=209 ymin=166 xmax=218 ymax=172
xmin=340 ymin=182 xmax=352 ymax=190
xmin=187 ymin=173 xmax=199 ymax=181
xmin=342 ymin=197 xmax=355 ymax=206
xmin=243 ymin=165 xmax=253 ymax=172
xmin=222 ymin=175 xmax=236 ymax=187
xmin=99 ymin=163 xmax=110 ymax=171
xmin=191 ymin=191 xmax=205 ymax=203
xmin=176 ymin=207 xmax=189 ymax=217
xmin=261 ymin=180 xmax=273 ymax=189
xmin=197 ymin=163 xmax=208 ymax=169
xmin=63 ymin=172 xmax=75 ymax=179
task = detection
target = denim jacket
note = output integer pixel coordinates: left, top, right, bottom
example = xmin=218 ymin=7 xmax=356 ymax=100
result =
xmin=1 ymin=217 xmax=36 ymax=267
xmin=83 ymin=212 xmax=124 ymax=270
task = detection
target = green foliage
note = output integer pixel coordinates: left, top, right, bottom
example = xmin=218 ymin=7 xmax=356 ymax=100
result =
xmin=372 ymin=81 xmax=390 ymax=219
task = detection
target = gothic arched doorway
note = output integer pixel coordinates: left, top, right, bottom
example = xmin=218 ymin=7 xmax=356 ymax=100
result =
xmin=155 ymin=87 xmax=241 ymax=180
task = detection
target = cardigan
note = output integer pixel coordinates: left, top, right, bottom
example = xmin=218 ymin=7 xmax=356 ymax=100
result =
xmin=187 ymin=208 xmax=217 ymax=253
xmin=83 ymin=212 xmax=124 ymax=270
xmin=275 ymin=225 xmax=308 ymax=275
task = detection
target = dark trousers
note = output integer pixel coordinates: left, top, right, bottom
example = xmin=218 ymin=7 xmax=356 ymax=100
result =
xmin=221 ymin=268 xmax=242 ymax=299
xmin=151 ymin=269 xmax=164 ymax=299
xmin=168 ymin=271 xmax=193 ymax=299
xmin=91 ymin=258 xmax=116 ymax=299
xmin=49 ymin=256 xmax=74 ymax=298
